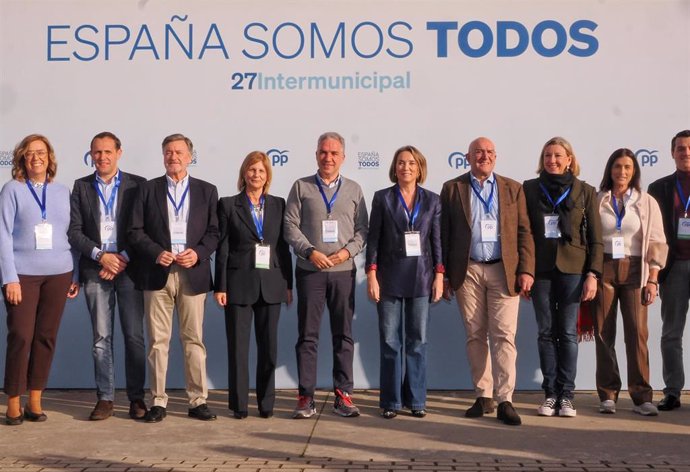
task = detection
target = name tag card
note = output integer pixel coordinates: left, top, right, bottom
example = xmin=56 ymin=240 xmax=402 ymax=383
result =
xmin=171 ymin=221 xmax=187 ymax=245
xmin=480 ymin=218 xmax=498 ymax=242
xmin=100 ymin=220 xmax=116 ymax=244
xmin=544 ymin=215 xmax=561 ymax=239
xmin=404 ymin=231 xmax=422 ymax=256
xmin=679 ymin=218 xmax=690 ymax=240
xmin=611 ymin=236 xmax=625 ymax=259
xmin=322 ymin=219 xmax=338 ymax=243
xmin=35 ymin=222 xmax=53 ymax=250
xmin=255 ymin=243 xmax=270 ymax=269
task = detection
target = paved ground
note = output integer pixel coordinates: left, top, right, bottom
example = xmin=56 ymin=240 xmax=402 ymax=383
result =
xmin=1 ymin=391 xmax=689 ymax=471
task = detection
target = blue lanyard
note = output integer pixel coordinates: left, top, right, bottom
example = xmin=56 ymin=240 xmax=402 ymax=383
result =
xmin=246 ymin=193 xmax=265 ymax=241
xmin=539 ymin=183 xmax=571 ymax=212
xmin=167 ymin=181 xmax=190 ymax=219
xmin=93 ymin=172 xmax=121 ymax=219
xmin=26 ymin=180 xmax=47 ymax=220
xmin=611 ymin=189 xmax=631 ymax=231
xmin=676 ymin=178 xmax=690 ymax=217
xmin=471 ymin=178 xmax=495 ymax=214
xmin=396 ymin=185 xmax=422 ymax=230
xmin=315 ymin=174 xmax=342 ymax=216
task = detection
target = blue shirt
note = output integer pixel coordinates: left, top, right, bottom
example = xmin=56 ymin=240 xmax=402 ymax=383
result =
xmin=89 ymin=171 xmax=121 ymax=259
xmin=166 ymin=173 xmax=190 ymax=254
xmin=469 ymin=172 xmax=502 ymax=262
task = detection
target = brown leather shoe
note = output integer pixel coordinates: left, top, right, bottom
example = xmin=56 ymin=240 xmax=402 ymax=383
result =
xmin=465 ymin=397 xmax=495 ymax=418
xmin=89 ymin=400 xmax=113 ymax=421
xmin=129 ymin=399 xmax=148 ymax=420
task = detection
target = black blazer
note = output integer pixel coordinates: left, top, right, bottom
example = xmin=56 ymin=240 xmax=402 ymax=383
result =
xmin=648 ymin=172 xmax=678 ymax=283
xmin=128 ymin=175 xmax=219 ymax=294
xmin=365 ymin=185 xmax=443 ymax=298
xmin=214 ymin=193 xmax=293 ymax=305
xmin=68 ymin=171 xmax=146 ymax=283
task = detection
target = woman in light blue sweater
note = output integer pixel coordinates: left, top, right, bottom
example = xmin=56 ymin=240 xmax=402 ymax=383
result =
xmin=0 ymin=134 xmax=79 ymax=425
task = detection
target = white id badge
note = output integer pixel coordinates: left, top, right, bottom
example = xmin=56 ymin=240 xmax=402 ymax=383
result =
xmin=171 ymin=221 xmax=187 ymax=244
xmin=35 ymin=222 xmax=53 ymax=250
xmin=255 ymin=244 xmax=270 ymax=269
xmin=404 ymin=231 xmax=422 ymax=256
xmin=678 ymin=218 xmax=690 ymax=240
xmin=611 ymin=236 xmax=625 ymax=259
xmin=544 ymin=215 xmax=561 ymax=238
xmin=322 ymin=219 xmax=338 ymax=243
xmin=480 ymin=218 xmax=498 ymax=242
xmin=100 ymin=220 xmax=116 ymax=244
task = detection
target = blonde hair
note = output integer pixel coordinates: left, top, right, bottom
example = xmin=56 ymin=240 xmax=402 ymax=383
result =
xmin=389 ymin=145 xmax=428 ymax=184
xmin=12 ymin=134 xmax=58 ymax=183
xmin=536 ymin=136 xmax=580 ymax=176
xmin=237 ymin=151 xmax=272 ymax=195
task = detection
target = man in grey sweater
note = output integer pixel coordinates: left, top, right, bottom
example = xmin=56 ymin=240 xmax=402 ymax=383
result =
xmin=284 ymin=131 xmax=368 ymax=419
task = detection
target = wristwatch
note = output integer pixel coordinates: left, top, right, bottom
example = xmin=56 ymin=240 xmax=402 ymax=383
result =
xmin=95 ymin=250 xmax=105 ymax=263
xmin=305 ymin=247 xmax=315 ymax=259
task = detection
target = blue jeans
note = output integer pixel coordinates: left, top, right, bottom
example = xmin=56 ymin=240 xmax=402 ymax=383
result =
xmin=378 ymin=295 xmax=430 ymax=410
xmin=531 ymin=271 xmax=583 ymax=400
xmin=83 ymin=272 xmax=146 ymax=402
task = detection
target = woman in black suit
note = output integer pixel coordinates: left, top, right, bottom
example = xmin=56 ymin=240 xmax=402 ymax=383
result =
xmin=366 ymin=145 xmax=444 ymax=419
xmin=214 ymin=151 xmax=293 ymax=419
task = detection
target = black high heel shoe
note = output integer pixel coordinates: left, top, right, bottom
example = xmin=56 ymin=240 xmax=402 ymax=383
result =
xmin=24 ymin=405 xmax=47 ymax=422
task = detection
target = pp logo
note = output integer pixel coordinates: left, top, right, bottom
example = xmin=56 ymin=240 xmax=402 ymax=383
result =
xmin=0 ymin=150 xmax=13 ymax=167
xmin=358 ymin=151 xmax=380 ymax=169
xmin=448 ymin=152 xmax=470 ymax=169
xmin=614 ymin=239 xmax=624 ymax=247
xmin=635 ymin=149 xmax=658 ymax=167
xmin=83 ymin=151 xmax=94 ymax=167
xmin=267 ymin=149 xmax=289 ymax=166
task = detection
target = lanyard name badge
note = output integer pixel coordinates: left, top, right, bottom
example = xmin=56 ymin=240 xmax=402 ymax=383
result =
xmin=27 ymin=180 xmax=52 ymax=250
xmin=94 ymin=173 xmax=120 ymax=245
xmin=472 ymin=179 xmax=498 ymax=243
xmin=539 ymin=183 xmax=571 ymax=239
xmin=396 ymin=186 xmax=422 ymax=256
xmin=167 ymin=182 xmax=190 ymax=245
xmin=610 ymin=191 xmax=629 ymax=259
xmin=247 ymin=194 xmax=270 ymax=269
xmin=316 ymin=175 xmax=341 ymax=243
xmin=676 ymin=179 xmax=690 ymax=240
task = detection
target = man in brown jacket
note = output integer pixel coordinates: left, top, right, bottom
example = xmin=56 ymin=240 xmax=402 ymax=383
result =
xmin=441 ymin=137 xmax=535 ymax=426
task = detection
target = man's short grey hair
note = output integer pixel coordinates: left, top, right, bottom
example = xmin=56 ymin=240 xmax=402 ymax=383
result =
xmin=162 ymin=133 xmax=193 ymax=153
xmin=317 ymin=131 xmax=345 ymax=152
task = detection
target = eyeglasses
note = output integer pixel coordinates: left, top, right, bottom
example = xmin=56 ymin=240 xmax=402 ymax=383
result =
xmin=25 ymin=150 xmax=48 ymax=158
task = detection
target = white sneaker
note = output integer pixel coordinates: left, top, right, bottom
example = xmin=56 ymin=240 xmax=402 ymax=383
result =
xmin=632 ymin=402 xmax=659 ymax=416
xmin=558 ymin=398 xmax=577 ymax=417
xmin=599 ymin=400 xmax=616 ymax=414
xmin=537 ymin=397 xmax=558 ymax=417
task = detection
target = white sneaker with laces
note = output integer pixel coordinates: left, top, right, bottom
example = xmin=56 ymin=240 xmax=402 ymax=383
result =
xmin=559 ymin=398 xmax=577 ymax=417
xmin=599 ymin=399 xmax=616 ymax=414
xmin=537 ymin=397 xmax=558 ymax=417
xmin=632 ymin=402 xmax=659 ymax=416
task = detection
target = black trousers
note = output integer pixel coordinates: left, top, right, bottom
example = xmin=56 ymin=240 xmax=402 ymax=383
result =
xmin=225 ymin=295 xmax=280 ymax=414
xmin=295 ymin=267 xmax=356 ymax=396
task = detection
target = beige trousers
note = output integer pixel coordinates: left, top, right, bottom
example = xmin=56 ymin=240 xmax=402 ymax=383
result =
xmin=144 ymin=265 xmax=208 ymax=408
xmin=455 ymin=261 xmax=520 ymax=403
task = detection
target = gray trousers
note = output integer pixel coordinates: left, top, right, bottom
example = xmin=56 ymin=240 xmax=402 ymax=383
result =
xmin=659 ymin=260 xmax=690 ymax=397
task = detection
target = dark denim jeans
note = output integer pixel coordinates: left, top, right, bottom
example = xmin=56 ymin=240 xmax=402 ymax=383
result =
xmin=531 ymin=271 xmax=584 ymax=400
xmin=377 ymin=295 xmax=430 ymax=410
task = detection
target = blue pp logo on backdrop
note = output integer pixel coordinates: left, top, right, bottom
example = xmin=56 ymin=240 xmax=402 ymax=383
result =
xmin=190 ymin=150 xmax=198 ymax=166
xmin=83 ymin=151 xmax=94 ymax=167
xmin=0 ymin=150 xmax=13 ymax=167
xmin=635 ymin=149 xmax=658 ymax=167
xmin=448 ymin=151 xmax=470 ymax=169
xmin=267 ymin=149 xmax=289 ymax=166
xmin=358 ymin=151 xmax=379 ymax=169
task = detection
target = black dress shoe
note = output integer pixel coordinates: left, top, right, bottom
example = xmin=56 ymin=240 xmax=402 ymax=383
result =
xmin=259 ymin=410 xmax=273 ymax=419
xmin=189 ymin=403 xmax=217 ymax=421
xmin=233 ymin=410 xmax=248 ymax=419
xmin=497 ymin=401 xmax=522 ymax=426
xmin=411 ymin=409 xmax=427 ymax=418
xmin=5 ymin=413 xmax=23 ymax=426
xmin=145 ymin=406 xmax=167 ymax=423
xmin=465 ymin=397 xmax=495 ymax=418
xmin=24 ymin=405 xmax=47 ymax=422
xmin=381 ymin=409 xmax=397 ymax=419
xmin=658 ymin=394 xmax=681 ymax=411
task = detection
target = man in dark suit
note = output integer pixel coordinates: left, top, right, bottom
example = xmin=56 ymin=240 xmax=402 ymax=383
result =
xmin=648 ymin=129 xmax=690 ymax=411
xmin=69 ymin=131 xmax=147 ymax=421
xmin=441 ymin=137 xmax=535 ymax=426
xmin=128 ymin=133 xmax=219 ymax=423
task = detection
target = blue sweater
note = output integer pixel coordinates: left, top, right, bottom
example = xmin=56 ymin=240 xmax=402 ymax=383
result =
xmin=0 ymin=179 xmax=75 ymax=284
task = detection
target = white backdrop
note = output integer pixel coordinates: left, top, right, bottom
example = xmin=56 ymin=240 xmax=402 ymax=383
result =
xmin=0 ymin=0 xmax=689 ymax=392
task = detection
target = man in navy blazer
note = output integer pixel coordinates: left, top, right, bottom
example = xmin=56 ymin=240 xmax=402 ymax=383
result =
xmin=128 ymin=133 xmax=219 ymax=423
xmin=69 ymin=132 xmax=147 ymax=422
xmin=441 ymin=137 xmax=535 ymax=426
